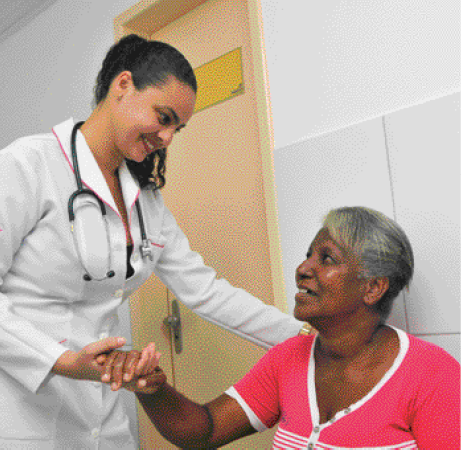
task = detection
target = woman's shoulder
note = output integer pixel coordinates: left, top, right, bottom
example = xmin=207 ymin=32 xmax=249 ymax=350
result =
xmin=401 ymin=330 xmax=460 ymax=375
xmin=269 ymin=334 xmax=316 ymax=360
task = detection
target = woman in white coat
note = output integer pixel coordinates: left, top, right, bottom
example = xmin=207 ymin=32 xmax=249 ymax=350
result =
xmin=0 ymin=34 xmax=305 ymax=448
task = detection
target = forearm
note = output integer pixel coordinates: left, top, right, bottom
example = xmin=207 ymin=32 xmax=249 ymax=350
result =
xmin=51 ymin=350 xmax=77 ymax=377
xmin=136 ymin=383 xmax=213 ymax=448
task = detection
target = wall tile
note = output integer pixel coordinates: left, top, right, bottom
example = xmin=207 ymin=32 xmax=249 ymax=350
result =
xmin=387 ymin=293 xmax=408 ymax=331
xmin=385 ymin=94 xmax=460 ymax=334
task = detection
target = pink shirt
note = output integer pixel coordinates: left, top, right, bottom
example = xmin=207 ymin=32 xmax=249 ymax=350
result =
xmin=226 ymin=327 xmax=460 ymax=449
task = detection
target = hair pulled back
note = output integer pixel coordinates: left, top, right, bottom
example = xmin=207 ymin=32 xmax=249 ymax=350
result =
xmin=323 ymin=206 xmax=414 ymax=321
xmin=93 ymin=34 xmax=197 ymax=190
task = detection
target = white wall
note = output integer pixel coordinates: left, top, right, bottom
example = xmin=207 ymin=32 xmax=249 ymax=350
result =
xmin=0 ymin=0 xmax=138 ymax=147
xmin=260 ymin=0 xmax=460 ymax=149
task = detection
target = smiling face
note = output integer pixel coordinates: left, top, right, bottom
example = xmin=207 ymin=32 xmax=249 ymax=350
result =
xmin=110 ymin=73 xmax=196 ymax=164
xmin=294 ymin=227 xmax=368 ymax=322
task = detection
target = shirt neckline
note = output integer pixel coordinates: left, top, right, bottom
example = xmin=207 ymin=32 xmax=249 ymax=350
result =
xmin=307 ymin=325 xmax=409 ymax=428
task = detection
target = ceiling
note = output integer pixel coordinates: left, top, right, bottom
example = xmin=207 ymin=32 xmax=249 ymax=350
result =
xmin=0 ymin=0 xmax=60 ymax=45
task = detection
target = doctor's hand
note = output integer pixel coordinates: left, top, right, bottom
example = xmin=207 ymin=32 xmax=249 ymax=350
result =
xmin=52 ymin=337 xmax=128 ymax=381
xmin=97 ymin=342 xmax=162 ymax=391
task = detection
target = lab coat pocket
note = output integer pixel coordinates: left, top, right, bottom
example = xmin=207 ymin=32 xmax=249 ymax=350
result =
xmin=146 ymin=234 xmax=166 ymax=267
xmin=124 ymin=235 xmax=166 ymax=296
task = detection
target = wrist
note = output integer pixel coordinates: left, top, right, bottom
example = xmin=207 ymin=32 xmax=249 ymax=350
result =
xmin=52 ymin=350 xmax=77 ymax=377
xmin=136 ymin=378 xmax=168 ymax=397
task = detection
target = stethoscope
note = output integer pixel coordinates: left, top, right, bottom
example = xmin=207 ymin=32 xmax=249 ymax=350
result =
xmin=69 ymin=121 xmax=153 ymax=281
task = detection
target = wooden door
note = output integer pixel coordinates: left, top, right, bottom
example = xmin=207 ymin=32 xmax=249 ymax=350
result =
xmin=116 ymin=1 xmax=285 ymax=447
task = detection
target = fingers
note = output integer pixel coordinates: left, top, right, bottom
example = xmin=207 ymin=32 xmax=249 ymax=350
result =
xmin=101 ymin=351 xmax=121 ymax=387
xmin=135 ymin=343 xmax=161 ymax=378
xmin=122 ymin=350 xmax=142 ymax=383
xmin=99 ymin=342 xmax=161 ymax=392
xmin=110 ymin=352 xmax=130 ymax=391
xmin=137 ymin=351 xmax=162 ymax=388
xmin=96 ymin=354 xmax=107 ymax=365
xmin=85 ymin=337 xmax=127 ymax=357
xmin=101 ymin=350 xmax=142 ymax=390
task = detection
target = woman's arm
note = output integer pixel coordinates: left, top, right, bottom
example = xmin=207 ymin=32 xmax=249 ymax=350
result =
xmin=98 ymin=348 xmax=257 ymax=446
xmin=136 ymin=385 xmax=256 ymax=448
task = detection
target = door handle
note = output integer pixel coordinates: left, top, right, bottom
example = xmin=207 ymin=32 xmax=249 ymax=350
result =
xmin=163 ymin=299 xmax=183 ymax=354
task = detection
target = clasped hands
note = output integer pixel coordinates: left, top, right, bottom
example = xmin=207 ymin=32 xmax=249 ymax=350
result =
xmin=53 ymin=337 xmax=166 ymax=394
xmin=96 ymin=340 xmax=166 ymax=394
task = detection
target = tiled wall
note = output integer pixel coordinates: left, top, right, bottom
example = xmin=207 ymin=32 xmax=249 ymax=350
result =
xmin=274 ymin=93 xmax=460 ymax=361
xmin=385 ymin=94 xmax=460 ymax=360
xmin=260 ymin=0 xmax=460 ymax=149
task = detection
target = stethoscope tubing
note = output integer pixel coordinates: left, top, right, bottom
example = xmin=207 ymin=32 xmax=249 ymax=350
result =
xmin=68 ymin=122 xmax=107 ymax=221
xmin=69 ymin=121 xmax=151 ymax=281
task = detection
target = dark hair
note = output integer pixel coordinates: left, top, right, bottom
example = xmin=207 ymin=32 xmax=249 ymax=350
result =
xmin=323 ymin=207 xmax=414 ymax=321
xmin=94 ymin=34 xmax=197 ymax=190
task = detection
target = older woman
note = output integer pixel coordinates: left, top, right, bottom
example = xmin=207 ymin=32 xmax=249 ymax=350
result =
xmin=116 ymin=206 xmax=460 ymax=449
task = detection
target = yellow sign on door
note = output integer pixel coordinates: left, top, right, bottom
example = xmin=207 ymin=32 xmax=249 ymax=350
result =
xmin=194 ymin=47 xmax=244 ymax=113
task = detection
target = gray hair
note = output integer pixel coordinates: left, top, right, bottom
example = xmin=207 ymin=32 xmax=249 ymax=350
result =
xmin=323 ymin=206 xmax=414 ymax=320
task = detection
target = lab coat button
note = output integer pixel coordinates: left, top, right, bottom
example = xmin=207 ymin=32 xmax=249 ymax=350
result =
xmin=91 ymin=428 xmax=100 ymax=438
xmin=114 ymin=289 xmax=123 ymax=298
xmin=313 ymin=426 xmax=320 ymax=433
xmin=307 ymin=444 xmax=314 ymax=449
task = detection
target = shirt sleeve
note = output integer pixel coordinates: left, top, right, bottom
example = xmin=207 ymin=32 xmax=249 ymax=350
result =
xmin=153 ymin=202 xmax=304 ymax=349
xmin=225 ymin=342 xmax=283 ymax=430
xmin=0 ymin=147 xmax=68 ymax=394
xmin=410 ymin=347 xmax=460 ymax=449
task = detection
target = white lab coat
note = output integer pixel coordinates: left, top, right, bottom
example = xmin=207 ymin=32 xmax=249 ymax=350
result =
xmin=0 ymin=118 xmax=302 ymax=449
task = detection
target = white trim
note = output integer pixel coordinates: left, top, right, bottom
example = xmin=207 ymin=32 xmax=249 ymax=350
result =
xmin=315 ymin=440 xmax=417 ymax=449
xmin=308 ymin=333 xmax=320 ymax=425
xmin=224 ymin=387 xmax=268 ymax=432
xmin=341 ymin=326 xmax=409 ymax=413
xmin=273 ymin=425 xmax=309 ymax=449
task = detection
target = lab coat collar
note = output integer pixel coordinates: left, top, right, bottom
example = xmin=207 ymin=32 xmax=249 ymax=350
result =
xmin=52 ymin=118 xmax=141 ymax=216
